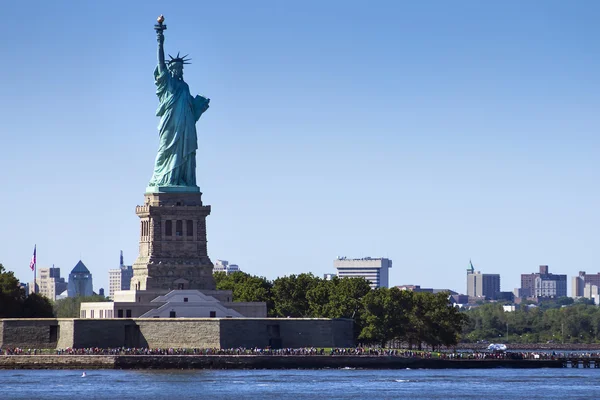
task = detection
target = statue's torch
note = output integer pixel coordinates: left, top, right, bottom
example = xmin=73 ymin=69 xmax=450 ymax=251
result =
xmin=154 ymin=15 xmax=167 ymax=35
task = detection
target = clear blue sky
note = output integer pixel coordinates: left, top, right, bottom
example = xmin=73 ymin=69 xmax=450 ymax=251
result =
xmin=1 ymin=1 xmax=599 ymax=295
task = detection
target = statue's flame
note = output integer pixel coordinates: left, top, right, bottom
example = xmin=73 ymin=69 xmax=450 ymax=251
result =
xmin=157 ymin=15 xmax=165 ymax=24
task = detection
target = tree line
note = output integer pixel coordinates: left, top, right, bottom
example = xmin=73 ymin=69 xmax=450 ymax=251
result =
xmin=215 ymin=271 xmax=466 ymax=349
xmin=0 ymin=264 xmax=53 ymax=318
xmin=462 ymin=300 xmax=600 ymax=344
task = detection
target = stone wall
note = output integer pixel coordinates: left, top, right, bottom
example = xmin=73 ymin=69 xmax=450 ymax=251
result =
xmin=56 ymin=319 xmax=74 ymax=349
xmin=136 ymin=319 xmax=221 ymax=348
xmin=0 ymin=319 xmax=59 ymax=348
xmin=219 ymin=319 xmax=354 ymax=349
xmin=226 ymin=302 xmax=268 ymax=318
xmin=0 ymin=318 xmax=353 ymax=349
xmin=0 ymin=355 xmax=116 ymax=369
xmin=0 ymin=355 xmax=565 ymax=370
xmin=278 ymin=319 xmax=353 ymax=348
xmin=71 ymin=320 xmax=134 ymax=348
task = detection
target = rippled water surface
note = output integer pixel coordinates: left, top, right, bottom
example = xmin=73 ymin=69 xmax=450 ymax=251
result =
xmin=2 ymin=368 xmax=600 ymax=399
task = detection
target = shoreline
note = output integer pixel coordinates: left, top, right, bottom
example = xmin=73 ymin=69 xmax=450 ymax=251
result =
xmin=454 ymin=343 xmax=600 ymax=351
xmin=0 ymin=355 xmax=574 ymax=370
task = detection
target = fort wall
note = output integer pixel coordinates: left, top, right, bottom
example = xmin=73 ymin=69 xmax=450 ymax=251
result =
xmin=0 ymin=318 xmax=353 ymax=350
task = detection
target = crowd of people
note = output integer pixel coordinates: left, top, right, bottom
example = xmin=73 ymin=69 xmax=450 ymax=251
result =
xmin=2 ymin=346 xmax=600 ymax=360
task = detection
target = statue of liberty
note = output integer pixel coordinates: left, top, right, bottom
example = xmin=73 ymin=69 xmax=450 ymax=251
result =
xmin=148 ymin=16 xmax=210 ymax=191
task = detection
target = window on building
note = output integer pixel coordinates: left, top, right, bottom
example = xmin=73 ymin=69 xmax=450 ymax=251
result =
xmin=183 ymin=297 xmax=188 ymax=302
xmin=176 ymin=220 xmax=183 ymax=236
xmin=118 ymin=309 xmax=123 ymax=318
xmin=107 ymin=310 xmax=113 ymax=318
xmin=90 ymin=310 xmax=95 ymax=318
xmin=170 ymin=311 xmax=176 ymax=318
xmin=80 ymin=310 xmax=86 ymax=318
xmin=99 ymin=310 xmax=104 ymax=319
xmin=210 ymin=311 xmax=216 ymax=318
xmin=165 ymin=220 xmax=172 ymax=236
xmin=126 ymin=309 xmax=132 ymax=318
xmin=186 ymin=220 xmax=193 ymax=236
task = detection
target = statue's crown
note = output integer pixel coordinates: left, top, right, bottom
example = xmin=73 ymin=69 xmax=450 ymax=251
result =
xmin=168 ymin=52 xmax=191 ymax=65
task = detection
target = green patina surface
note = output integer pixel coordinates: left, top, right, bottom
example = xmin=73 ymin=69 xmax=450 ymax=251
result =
xmin=148 ymin=17 xmax=209 ymax=192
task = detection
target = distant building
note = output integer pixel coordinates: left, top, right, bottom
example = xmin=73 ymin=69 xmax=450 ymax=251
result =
xmin=572 ymin=271 xmax=600 ymax=298
xmin=513 ymin=288 xmax=529 ymax=298
xmin=108 ymin=251 xmax=133 ymax=299
xmin=496 ymin=291 xmax=515 ymax=302
xmin=520 ymin=265 xmax=567 ymax=299
xmin=583 ymin=284 xmax=600 ymax=305
xmin=396 ymin=285 xmax=433 ymax=293
xmin=35 ymin=266 xmax=67 ymax=301
xmin=535 ymin=275 xmax=567 ymax=298
xmin=395 ymin=285 xmax=456 ymax=294
xmin=333 ymin=257 xmax=392 ymax=289
xmin=67 ymin=260 xmax=93 ymax=297
xmin=450 ymin=294 xmax=469 ymax=306
xmin=520 ymin=265 xmax=566 ymax=298
xmin=466 ymin=270 xmax=500 ymax=299
xmin=213 ymin=260 xmax=241 ymax=275
xmin=99 ymin=288 xmax=105 ymax=297
xmin=323 ymin=273 xmax=336 ymax=280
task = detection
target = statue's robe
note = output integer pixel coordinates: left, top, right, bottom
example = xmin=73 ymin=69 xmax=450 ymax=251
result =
xmin=149 ymin=66 xmax=209 ymax=187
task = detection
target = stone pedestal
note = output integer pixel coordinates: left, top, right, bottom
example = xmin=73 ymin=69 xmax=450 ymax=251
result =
xmin=130 ymin=191 xmax=216 ymax=291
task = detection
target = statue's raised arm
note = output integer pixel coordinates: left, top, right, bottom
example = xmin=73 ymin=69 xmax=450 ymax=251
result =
xmin=155 ymin=15 xmax=167 ymax=74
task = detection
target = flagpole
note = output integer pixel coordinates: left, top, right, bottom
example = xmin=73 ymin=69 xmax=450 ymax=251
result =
xmin=34 ymin=245 xmax=36 ymax=295
xmin=30 ymin=244 xmax=37 ymax=295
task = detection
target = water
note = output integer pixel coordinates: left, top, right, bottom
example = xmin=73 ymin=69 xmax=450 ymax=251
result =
xmin=2 ymin=368 xmax=600 ymax=399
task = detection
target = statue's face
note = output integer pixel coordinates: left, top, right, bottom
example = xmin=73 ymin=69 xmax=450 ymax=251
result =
xmin=169 ymin=62 xmax=183 ymax=79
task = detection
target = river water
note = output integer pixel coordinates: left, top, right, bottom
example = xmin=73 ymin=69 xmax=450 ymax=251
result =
xmin=2 ymin=368 xmax=600 ymax=399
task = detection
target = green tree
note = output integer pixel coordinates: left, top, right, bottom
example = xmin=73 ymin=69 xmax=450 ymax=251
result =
xmin=416 ymin=292 xmax=466 ymax=350
xmin=0 ymin=263 xmax=24 ymax=317
xmin=53 ymin=295 xmax=109 ymax=318
xmin=305 ymin=276 xmax=372 ymax=340
xmin=0 ymin=263 xmax=55 ymax=318
xmin=272 ymin=273 xmax=320 ymax=317
xmin=214 ymin=271 xmax=274 ymax=315
xmin=359 ymin=287 xmax=392 ymax=346
xmin=22 ymin=293 xmax=54 ymax=317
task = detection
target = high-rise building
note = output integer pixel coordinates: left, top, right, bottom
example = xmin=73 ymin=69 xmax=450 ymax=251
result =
xmin=108 ymin=251 xmax=133 ymax=299
xmin=572 ymin=271 xmax=600 ymax=298
xmin=520 ymin=265 xmax=566 ymax=298
xmin=333 ymin=257 xmax=392 ymax=289
xmin=466 ymin=270 xmax=500 ymax=299
xmin=36 ymin=266 xmax=67 ymax=301
xmin=213 ymin=260 xmax=241 ymax=275
xmin=67 ymin=260 xmax=94 ymax=297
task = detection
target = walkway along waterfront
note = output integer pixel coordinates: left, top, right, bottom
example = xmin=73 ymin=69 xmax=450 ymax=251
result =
xmin=1 ymin=348 xmax=600 ymax=369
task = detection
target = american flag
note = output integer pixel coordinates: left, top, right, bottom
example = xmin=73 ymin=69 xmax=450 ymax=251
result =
xmin=29 ymin=245 xmax=36 ymax=271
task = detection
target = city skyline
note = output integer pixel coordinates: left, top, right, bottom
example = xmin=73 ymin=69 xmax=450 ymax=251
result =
xmin=2 ymin=1 xmax=599 ymax=294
